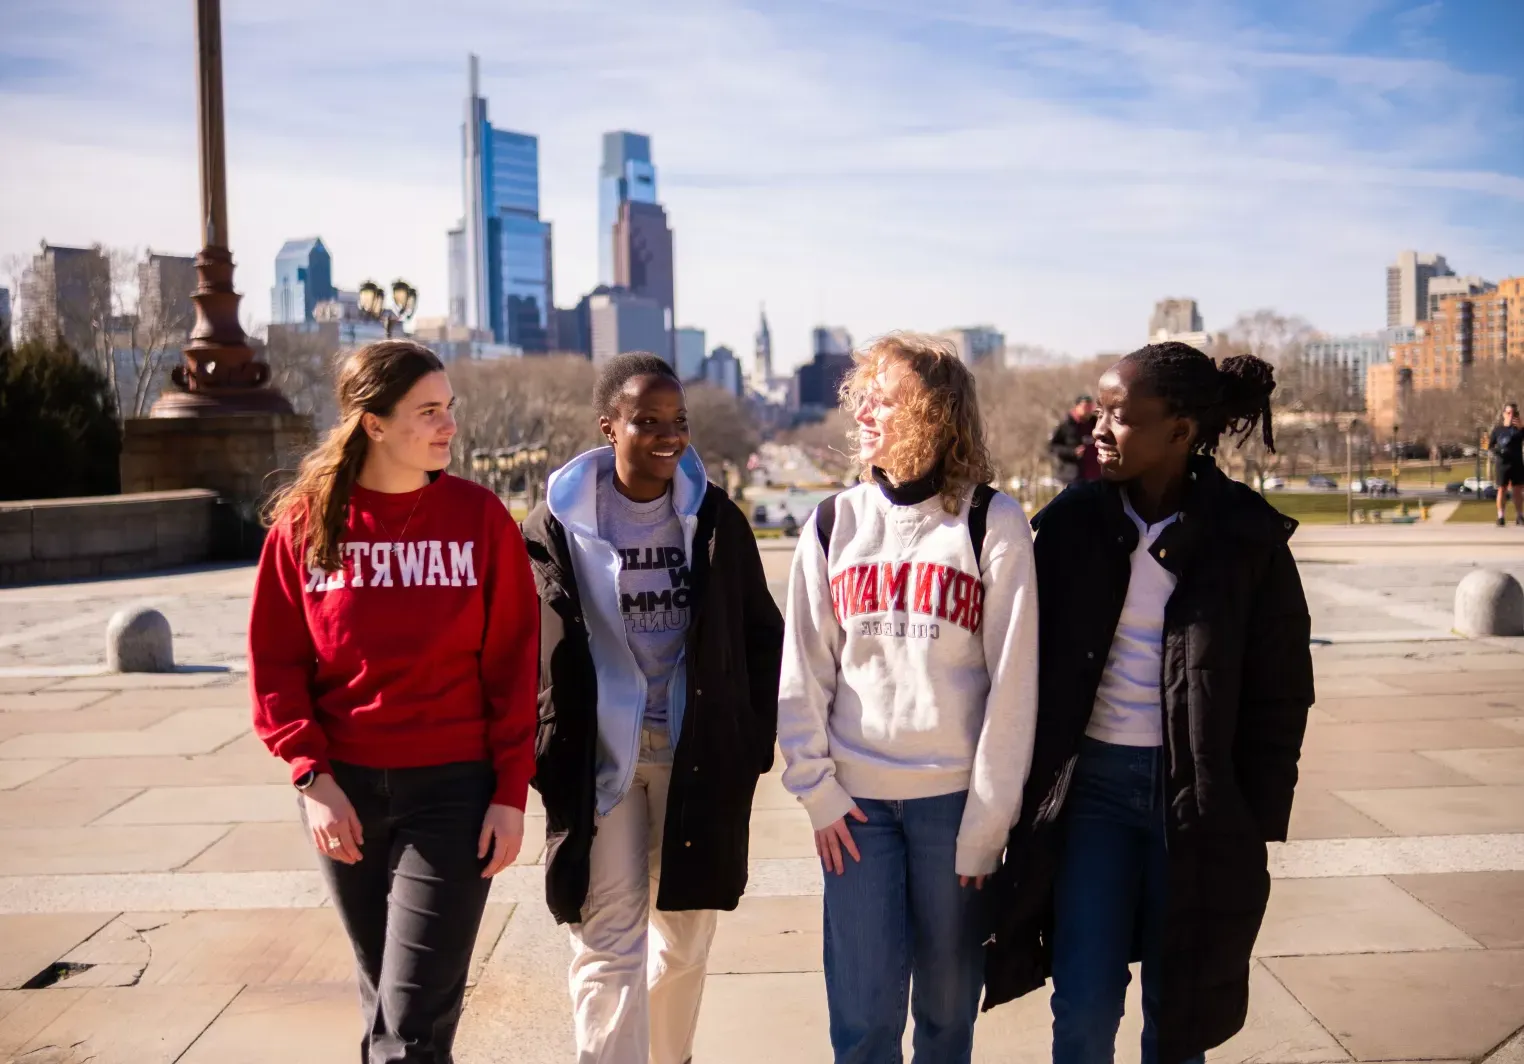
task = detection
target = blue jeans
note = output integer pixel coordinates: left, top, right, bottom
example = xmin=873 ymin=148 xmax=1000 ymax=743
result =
xmin=822 ymin=790 xmax=987 ymax=1064
xmin=1051 ymin=738 xmax=1204 ymax=1064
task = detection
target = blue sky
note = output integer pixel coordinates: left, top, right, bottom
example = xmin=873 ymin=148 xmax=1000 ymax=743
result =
xmin=2 ymin=0 xmax=1521 ymax=373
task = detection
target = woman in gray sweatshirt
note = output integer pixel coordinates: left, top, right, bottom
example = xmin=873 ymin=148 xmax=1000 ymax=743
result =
xmin=778 ymin=331 xmax=1040 ymax=1063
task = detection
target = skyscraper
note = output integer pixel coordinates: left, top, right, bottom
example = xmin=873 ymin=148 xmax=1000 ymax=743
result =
xmin=675 ymin=326 xmax=706 ymax=380
xmin=139 ymin=251 xmax=197 ymax=342
xmin=602 ymin=131 xmax=674 ymax=359
xmin=19 ymin=242 xmax=109 ymax=354
xmin=938 ymin=326 xmax=1006 ymax=365
xmin=0 ymin=287 xmax=11 ymax=348
xmin=1387 ymin=251 xmax=1453 ymax=328
xmin=703 ymin=345 xmax=742 ymax=396
xmin=453 ymin=55 xmax=553 ymax=351
xmin=600 ymin=132 xmax=656 ymax=283
xmin=588 ymin=288 xmax=668 ymax=368
xmin=755 ymin=306 xmax=773 ymax=383
xmin=270 ymin=238 xmax=335 ymax=325
xmin=1148 ymin=298 xmax=1203 ymax=338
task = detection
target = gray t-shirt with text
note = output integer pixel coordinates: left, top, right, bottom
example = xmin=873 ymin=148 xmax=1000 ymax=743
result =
xmin=595 ymin=471 xmax=691 ymax=728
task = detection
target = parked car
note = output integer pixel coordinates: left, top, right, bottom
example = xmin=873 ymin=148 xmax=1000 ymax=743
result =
xmin=1307 ymin=474 xmax=1338 ymax=490
xmin=1260 ymin=475 xmax=1287 ymax=491
xmin=1445 ymin=482 xmax=1466 ymax=495
xmin=1463 ymin=477 xmax=1496 ymax=494
xmin=752 ymin=504 xmax=770 ymax=524
xmin=1362 ymin=477 xmax=1398 ymax=496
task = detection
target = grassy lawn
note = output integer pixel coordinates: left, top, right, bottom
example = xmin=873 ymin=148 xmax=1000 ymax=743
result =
xmin=1448 ymin=499 xmax=1508 ymax=523
xmin=1262 ymin=491 xmax=1426 ymax=524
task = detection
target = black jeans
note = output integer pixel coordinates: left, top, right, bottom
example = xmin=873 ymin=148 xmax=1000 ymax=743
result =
xmin=312 ymin=759 xmax=495 ymax=1064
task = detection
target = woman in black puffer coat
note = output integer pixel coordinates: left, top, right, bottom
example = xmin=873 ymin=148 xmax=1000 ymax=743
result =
xmin=983 ymin=341 xmax=1315 ymax=1064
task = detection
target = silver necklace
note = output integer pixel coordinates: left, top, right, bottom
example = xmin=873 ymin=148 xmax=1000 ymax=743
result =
xmin=366 ymin=486 xmax=424 ymax=542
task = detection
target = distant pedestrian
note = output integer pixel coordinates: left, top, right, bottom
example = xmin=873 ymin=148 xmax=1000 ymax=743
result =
xmin=985 ymin=342 xmax=1315 ymax=1064
xmin=249 ymin=339 xmax=539 ymax=1062
xmin=1049 ymin=395 xmax=1100 ymax=484
xmin=780 ymin=332 xmax=1039 ymax=1063
xmin=1490 ymin=402 xmax=1523 ymax=527
xmin=521 ymin=353 xmax=783 ymax=1064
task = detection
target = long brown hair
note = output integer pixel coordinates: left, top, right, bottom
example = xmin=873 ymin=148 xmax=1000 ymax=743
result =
xmin=264 ymin=340 xmax=446 ymax=571
xmin=839 ymin=332 xmax=996 ymax=514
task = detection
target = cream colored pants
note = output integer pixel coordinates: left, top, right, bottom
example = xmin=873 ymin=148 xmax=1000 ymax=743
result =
xmin=569 ymin=727 xmax=718 ymax=1064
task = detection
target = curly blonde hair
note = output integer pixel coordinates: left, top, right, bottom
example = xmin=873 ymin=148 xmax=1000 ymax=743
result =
xmin=839 ymin=331 xmax=996 ymax=514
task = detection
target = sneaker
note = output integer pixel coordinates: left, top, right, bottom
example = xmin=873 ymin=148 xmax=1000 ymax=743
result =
xmin=1500 ymin=517 xmax=1508 ymax=527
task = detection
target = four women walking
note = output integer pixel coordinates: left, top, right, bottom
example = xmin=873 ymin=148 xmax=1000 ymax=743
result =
xmin=249 ymin=333 xmax=1312 ymax=1064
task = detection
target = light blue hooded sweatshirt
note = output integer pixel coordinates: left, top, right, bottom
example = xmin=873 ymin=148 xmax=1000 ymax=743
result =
xmin=544 ymin=444 xmax=710 ymax=817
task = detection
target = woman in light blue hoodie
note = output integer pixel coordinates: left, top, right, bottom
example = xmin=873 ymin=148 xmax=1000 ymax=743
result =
xmin=521 ymin=354 xmax=784 ymax=1064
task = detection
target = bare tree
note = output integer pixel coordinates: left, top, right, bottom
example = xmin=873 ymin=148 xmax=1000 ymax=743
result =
xmin=778 ymin=409 xmax=855 ymax=482
xmin=260 ymin=325 xmax=343 ymax=431
xmin=685 ymin=382 xmax=762 ymax=483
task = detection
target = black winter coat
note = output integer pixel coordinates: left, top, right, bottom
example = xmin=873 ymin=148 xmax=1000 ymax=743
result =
xmin=983 ymin=458 xmax=1315 ymax=1062
xmin=522 ymin=484 xmax=784 ymax=925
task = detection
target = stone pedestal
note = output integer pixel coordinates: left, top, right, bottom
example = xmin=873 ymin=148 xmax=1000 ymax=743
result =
xmin=121 ymin=413 xmax=313 ymax=558
xmin=1454 ymin=569 xmax=1524 ymax=638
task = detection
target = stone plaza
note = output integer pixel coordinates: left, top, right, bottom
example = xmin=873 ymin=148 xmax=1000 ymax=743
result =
xmin=0 ymin=524 xmax=1522 ymax=1062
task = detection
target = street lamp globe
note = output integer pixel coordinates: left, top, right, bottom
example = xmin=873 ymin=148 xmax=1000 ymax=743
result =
xmin=392 ymin=280 xmax=418 ymax=320
xmin=357 ymin=280 xmax=385 ymax=319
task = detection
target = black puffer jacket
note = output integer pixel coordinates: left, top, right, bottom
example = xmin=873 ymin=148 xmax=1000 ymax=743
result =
xmin=983 ymin=457 xmax=1314 ymax=1062
xmin=522 ymin=484 xmax=784 ymax=924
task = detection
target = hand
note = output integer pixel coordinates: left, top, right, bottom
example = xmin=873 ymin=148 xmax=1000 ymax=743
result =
xmin=1075 ymin=445 xmax=1087 ymax=458
xmin=959 ymin=874 xmax=987 ymax=890
xmin=478 ymin=803 xmax=525 ymax=878
xmin=303 ymin=775 xmax=363 ymax=865
xmin=815 ymin=805 xmax=868 ymax=876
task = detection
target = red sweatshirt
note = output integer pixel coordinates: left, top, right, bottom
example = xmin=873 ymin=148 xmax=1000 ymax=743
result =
xmin=248 ymin=473 xmax=538 ymax=810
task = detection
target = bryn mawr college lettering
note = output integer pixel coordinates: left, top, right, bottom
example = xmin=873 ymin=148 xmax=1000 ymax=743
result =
xmin=306 ymin=540 xmax=478 ymax=593
xmin=829 ymin=561 xmax=985 ymax=634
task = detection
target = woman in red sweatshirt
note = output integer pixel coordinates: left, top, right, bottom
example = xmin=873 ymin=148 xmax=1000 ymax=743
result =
xmin=248 ymin=339 xmax=538 ymax=1061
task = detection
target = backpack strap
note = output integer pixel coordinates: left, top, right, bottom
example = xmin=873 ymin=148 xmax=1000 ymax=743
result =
xmin=969 ymin=483 xmax=997 ymax=564
xmin=814 ymin=492 xmax=841 ymax=557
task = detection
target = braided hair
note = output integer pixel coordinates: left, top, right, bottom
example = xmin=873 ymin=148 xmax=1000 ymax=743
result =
xmin=593 ymin=352 xmax=681 ymax=417
xmin=1121 ymin=341 xmax=1277 ymax=455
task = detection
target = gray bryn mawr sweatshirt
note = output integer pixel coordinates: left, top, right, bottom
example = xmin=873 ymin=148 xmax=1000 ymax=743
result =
xmin=778 ymin=479 xmax=1040 ymax=876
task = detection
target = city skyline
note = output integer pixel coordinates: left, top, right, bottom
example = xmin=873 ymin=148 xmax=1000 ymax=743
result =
xmin=2 ymin=1 xmax=1521 ymax=375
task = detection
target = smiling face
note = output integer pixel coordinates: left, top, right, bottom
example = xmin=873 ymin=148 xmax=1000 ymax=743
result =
xmin=855 ymin=357 xmax=912 ymax=470
xmin=600 ymin=373 xmax=690 ymax=494
xmin=1091 ymin=361 xmax=1194 ymax=482
xmin=361 ymin=369 xmax=457 ymax=474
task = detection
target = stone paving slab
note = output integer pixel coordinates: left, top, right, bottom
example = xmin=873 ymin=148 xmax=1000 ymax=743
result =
xmin=0 ymin=704 xmax=182 ymax=744
xmin=1336 ymin=785 xmax=1524 ymax=835
xmin=1287 ymin=790 xmax=1395 ymax=840
xmin=0 ymin=690 xmax=113 ymax=712
xmin=1389 ymin=872 xmax=1524 ymax=949
xmin=1265 ymin=949 xmax=1524 ymax=1062
xmin=1420 ymin=747 xmax=1524 ymax=785
xmin=22 ymin=750 xmax=282 ymax=789
xmin=0 ymin=707 xmax=248 ymax=760
xmin=0 ymin=758 xmax=66 ymax=790
xmin=0 ymin=912 xmax=115 ymax=989
xmin=0 ymin=984 xmax=242 ymax=1063
xmin=0 ymin=825 xmax=230 ymax=875
xmin=1315 ymin=694 xmax=1524 ymax=722
xmin=1253 ymin=876 xmax=1480 ymax=957
xmin=0 ymin=786 xmax=143 ymax=828
xmin=174 ymin=984 xmax=360 ymax=1063
xmin=1301 ymin=720 xmax=1524 ymax=753
xmin=1295 ymin=750 xmax=1479 ymax=791
xmin=97 ymin=783 xmax=296 ymax=826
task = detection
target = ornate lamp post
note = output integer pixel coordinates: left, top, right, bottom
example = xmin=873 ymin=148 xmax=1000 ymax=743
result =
xmin=357 ymin=279 xmax=418 ymax=339
xmin=151 ymin=0 xmax=288 ymax=417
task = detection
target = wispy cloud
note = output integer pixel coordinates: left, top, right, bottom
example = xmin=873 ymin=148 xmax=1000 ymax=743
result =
xmin=1 ymin=0 xmax=1520 ymax=372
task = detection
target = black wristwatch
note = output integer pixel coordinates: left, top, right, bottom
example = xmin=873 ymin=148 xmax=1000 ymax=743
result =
xmin=294 ymin=769 xmax=318 ymax=791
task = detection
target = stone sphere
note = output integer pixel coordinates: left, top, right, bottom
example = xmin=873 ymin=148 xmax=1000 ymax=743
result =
xmin=1454 ymin=570 xmax=1524 ymax=638
xmin=105 ymin=606 xmax=174 ymax=673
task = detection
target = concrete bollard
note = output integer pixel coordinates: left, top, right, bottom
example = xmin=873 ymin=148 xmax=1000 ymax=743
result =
xmin=106 ymin=606 xmax=174 ymax=672
xmin=1454 ymin=570 xmax=1524 ymax=638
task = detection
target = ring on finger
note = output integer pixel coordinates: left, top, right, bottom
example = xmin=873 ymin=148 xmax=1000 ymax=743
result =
xmin=325 ymin=836 xmax=342 ymax=851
